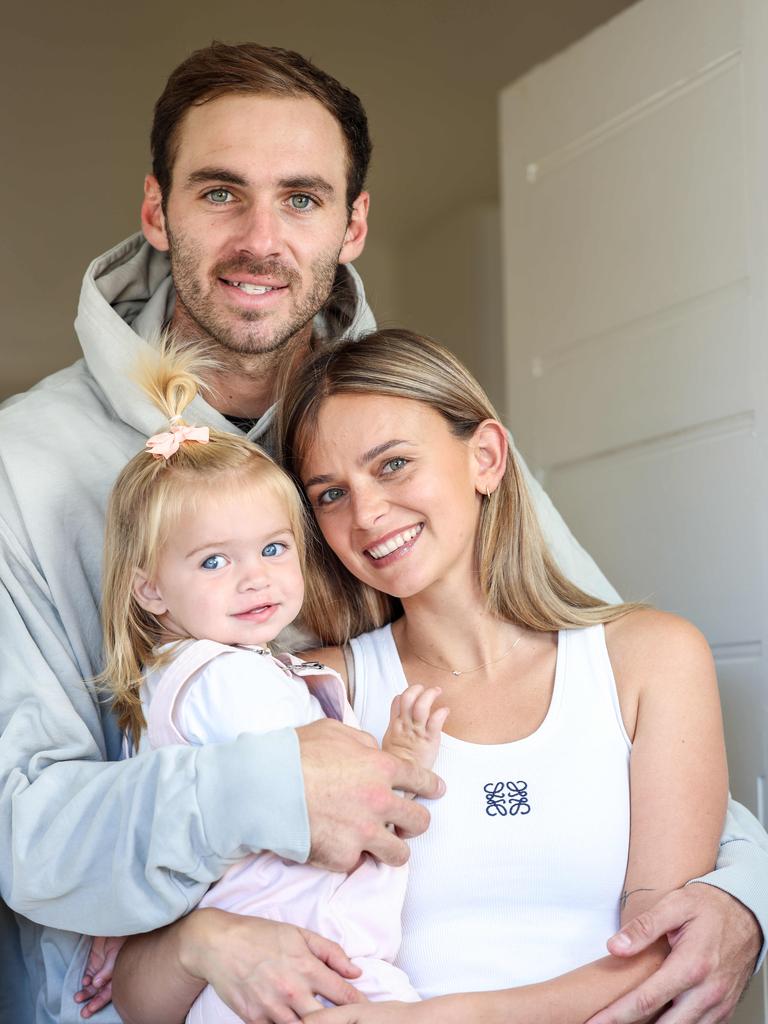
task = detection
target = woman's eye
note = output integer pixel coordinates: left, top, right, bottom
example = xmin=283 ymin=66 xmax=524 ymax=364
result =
xmin=262 ymin=542 xmax=287 ymax=558
xmin=383 ymin=457 xmax=408 ymax=474
xmin=317 ymin=487 xmax=345 ymax=506
xmin=205 ymin=188 xmax=233 ymax=204
xmin=288 ymin=194 xmax=314 ymax=212
xmin=200 ymin=554 xmax=227 ymax=570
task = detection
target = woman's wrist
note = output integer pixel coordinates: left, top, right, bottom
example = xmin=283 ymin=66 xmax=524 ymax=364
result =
xmin=176 ymin=907 xmax=227 ymax=983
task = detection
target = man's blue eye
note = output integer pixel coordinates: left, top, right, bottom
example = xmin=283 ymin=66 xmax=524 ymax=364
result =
xmin=201 ymin=554 xmax=226 ymax=570
xmin=206 ymin=189 xmax=232 ymax=204
xmin=262 ymin=542 xmax=286 ymax=557
xmin=289 ymin=194 xmax=313 ymax=211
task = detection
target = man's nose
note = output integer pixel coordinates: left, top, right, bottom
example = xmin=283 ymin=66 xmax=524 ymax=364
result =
xmin=233 ymin=199 xmax=283 ymax=261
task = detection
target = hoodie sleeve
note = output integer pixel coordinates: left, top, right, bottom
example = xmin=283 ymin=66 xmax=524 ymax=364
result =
xmin=689 ymin=799 xmax=768 ymax=972
xmin=0 ymin=519 xmax=310 ymax=937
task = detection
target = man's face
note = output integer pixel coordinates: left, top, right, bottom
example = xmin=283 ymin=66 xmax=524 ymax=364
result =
xmin=142 ymin=93 xmax=368 ymax=356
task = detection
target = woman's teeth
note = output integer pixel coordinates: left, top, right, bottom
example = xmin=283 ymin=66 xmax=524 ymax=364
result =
xmin=366 ymin=524 xmax=423 ymax=559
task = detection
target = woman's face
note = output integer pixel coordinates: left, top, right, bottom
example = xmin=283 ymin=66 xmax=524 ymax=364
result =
xmin=301 ymin=393 xmax=487 ymax=601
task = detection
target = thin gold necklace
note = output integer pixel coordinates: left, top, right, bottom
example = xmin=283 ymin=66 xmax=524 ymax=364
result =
xmin=409 ymin=632 xmax=524 ymax=677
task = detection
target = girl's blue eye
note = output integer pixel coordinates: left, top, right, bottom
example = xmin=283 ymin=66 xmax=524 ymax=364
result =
xmin=200 ymin=554 xmax=227 ymax=570
xmin=262 ymin=542 xmax=287 ymax=557
xmin=318 ymin=487 xmax=345 ymax=506
xmin=383 ymin=457 xmax=408 ymax=473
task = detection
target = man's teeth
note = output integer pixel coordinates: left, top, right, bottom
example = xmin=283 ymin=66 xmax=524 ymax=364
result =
xmin=229 ymin=281 xmax=275 ymax=294
xmin=367 ymin=525 xmax=422 ymax=560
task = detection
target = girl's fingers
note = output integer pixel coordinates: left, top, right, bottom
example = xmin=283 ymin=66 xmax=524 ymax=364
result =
xmin=410 ymin=686 xmax=442 ymax=725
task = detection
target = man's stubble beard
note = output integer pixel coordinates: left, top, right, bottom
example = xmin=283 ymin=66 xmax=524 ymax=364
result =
xmin=166 ymin=225 xmax=342 ymax=358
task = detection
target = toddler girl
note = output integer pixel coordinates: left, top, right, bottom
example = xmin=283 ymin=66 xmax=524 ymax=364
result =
xmin=81 ymin=345 xmax=447 ymax=1022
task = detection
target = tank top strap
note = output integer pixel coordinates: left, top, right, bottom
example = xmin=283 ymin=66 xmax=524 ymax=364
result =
xmin=558 ymin=625 xmax=631 ymax=749
xmin=146 ymin=639 xmax=237 ymax=748
xmin=349 ymin=625 xmax=408 ymax=742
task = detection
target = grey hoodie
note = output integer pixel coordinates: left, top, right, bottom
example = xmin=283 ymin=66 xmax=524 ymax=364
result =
xmin=0 ymin=235 xmax=765 ymax=1023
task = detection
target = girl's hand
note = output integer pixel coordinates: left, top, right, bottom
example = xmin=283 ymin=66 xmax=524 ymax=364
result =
xmin=181 ymin=909 xmax=367 ymax=1023
xmin=73 ymin=935 xmax=127 ymax=1018
xmin=382 ymin=685 xmax=449 ymax=771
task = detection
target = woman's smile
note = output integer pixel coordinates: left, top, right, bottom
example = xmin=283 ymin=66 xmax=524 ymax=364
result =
xmin=364 ymin=523 xmax=424 ymax=563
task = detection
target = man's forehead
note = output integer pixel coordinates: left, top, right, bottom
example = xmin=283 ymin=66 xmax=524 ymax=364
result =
xmin=171 ymin=92 xmax=349 ymax=181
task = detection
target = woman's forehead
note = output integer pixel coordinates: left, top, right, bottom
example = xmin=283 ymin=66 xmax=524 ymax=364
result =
xmin=301 ymin=394 xmax=452 ymax=472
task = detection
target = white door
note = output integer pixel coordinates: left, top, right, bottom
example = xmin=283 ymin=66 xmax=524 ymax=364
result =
xmin=500 ymin=0 xmax=768 ymax=1020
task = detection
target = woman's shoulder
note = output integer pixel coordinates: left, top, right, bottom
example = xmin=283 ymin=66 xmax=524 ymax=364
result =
xmin=604 ymin=608 xmax=715 ymax=696
xmin=300 ymin=645 xmax=347 ymax=683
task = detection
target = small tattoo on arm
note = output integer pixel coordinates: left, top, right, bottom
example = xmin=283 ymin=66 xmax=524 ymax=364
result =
xmin=620 ymin=888 xmax=657 ymax=909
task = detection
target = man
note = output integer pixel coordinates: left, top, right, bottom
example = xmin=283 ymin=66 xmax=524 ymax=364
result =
xmin=0 ymin=42 xmax=765 ymax=1024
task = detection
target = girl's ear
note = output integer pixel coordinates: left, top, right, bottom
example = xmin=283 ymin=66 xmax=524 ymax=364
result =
xmin=471 ymin=419 xmax=508 ymax=497
xmin=132 ymin=570 xmax=167 ymax=615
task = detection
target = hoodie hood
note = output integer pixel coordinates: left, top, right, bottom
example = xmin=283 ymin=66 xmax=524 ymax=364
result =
xmin=74 ymin=232 xmax=376 ymax=441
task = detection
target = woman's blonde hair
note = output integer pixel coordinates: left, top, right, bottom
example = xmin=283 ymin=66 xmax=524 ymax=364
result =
xmin=101 ymin=341 xmax=308 ymax=747
xmin=275 ymin=328 xmax=641 ymax=645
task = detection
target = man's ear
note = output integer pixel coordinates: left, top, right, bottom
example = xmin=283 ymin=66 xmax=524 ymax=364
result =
xmin=141 ymin=175 xmax=170 ymax=253
xmin=132 ymin=569 xmax=167 ymax=615
xmin=471 ymin=420 xmax=508 ymax=497
xmin=338 ymin=191 xmax=369 ymax=265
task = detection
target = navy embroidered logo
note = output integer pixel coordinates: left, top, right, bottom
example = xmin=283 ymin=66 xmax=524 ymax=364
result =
xmin=484 ymin=781 xmax=531 ymax=816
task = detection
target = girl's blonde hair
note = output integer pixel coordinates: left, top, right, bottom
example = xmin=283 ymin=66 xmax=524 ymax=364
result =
xmin=101 ymin=341 xmax=308 ymax=747
xmin=275 ymin=328 xmax=641 ymax=644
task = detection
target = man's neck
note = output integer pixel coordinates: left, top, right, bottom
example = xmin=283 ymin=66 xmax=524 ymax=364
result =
xmin=167 ymin=320 xmax=314 ymax=420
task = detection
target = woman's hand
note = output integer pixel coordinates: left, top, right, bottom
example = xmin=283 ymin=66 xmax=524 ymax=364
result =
xmin=179 ymin=909 xmax=367 ymax=1023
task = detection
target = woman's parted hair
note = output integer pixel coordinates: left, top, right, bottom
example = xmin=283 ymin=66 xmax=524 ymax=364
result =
xmin=275 ymin=328 xmax=640 ymax=644
xmin=101 ymin=342 xmax=308 ymax=747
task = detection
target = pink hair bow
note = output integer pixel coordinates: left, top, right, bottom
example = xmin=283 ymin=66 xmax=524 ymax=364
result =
xmin=146 ymin=423 xmax=210 ymax=460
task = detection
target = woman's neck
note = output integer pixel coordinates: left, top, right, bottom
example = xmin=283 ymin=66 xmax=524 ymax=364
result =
xmin=395 ymin=583 xmax=524 ymax=675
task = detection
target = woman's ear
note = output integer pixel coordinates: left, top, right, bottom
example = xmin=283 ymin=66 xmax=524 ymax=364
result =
xmin=132 ymin=570 xmax=167 ymax=615
xmin=471 ymin=420 xmax=508 ymax=497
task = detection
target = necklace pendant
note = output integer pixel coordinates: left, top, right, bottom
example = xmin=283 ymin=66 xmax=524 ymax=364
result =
xmin=452 ymin=670 xmax=461 ymax=677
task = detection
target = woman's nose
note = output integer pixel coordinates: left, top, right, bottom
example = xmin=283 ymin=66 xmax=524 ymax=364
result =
xmin=350 ymin=486 xmax=388 ymax=529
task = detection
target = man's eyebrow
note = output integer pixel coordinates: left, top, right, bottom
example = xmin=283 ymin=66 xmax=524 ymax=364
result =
xmin=183 ymin=168 xmax=249 ymax=188
xmin=280 ymin=176 xmax=336 ymax=197
xmin=303 ymin=441 xmax=411 ymax=489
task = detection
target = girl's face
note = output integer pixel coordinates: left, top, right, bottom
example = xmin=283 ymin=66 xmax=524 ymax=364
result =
xmin=133 ymin=480 xmax=304 ymax=646
xmin=301 ymin=394 xmax=497 ymax=602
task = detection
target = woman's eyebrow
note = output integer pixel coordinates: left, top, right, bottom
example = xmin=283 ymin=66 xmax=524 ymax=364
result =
xmin=304 ymin=440 xmax=412 ymax=489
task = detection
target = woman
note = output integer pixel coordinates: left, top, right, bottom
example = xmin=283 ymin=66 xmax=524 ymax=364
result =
xmin=107 ymin=329 xmax=727 ymax=1024
xmin=275 ymin=328 xmax=727 ymax=1023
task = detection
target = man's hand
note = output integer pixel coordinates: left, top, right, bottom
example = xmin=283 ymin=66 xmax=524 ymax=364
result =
xmin=297 ymin=719 xmax=445 ymax=871
xmin=587 ymin=885 xmax=762 ymax=1024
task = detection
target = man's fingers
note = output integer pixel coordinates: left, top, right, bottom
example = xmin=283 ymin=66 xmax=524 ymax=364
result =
xmin=608 ymin=893 xmax=690 ymax=956
xmin=390 ymin=759 xmax=445 ymax=802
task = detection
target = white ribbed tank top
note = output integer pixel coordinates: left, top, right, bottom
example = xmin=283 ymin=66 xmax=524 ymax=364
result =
xmin=350 ymin=623 xmax=631 ymax=997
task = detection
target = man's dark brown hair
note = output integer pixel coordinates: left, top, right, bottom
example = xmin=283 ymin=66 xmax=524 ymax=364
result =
xmin=151 ymin=41 xmax=372 ymax=210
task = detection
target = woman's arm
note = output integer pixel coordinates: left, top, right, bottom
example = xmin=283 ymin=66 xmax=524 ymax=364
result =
xmin=302 ymin=610 xmax=729 ymax=1024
